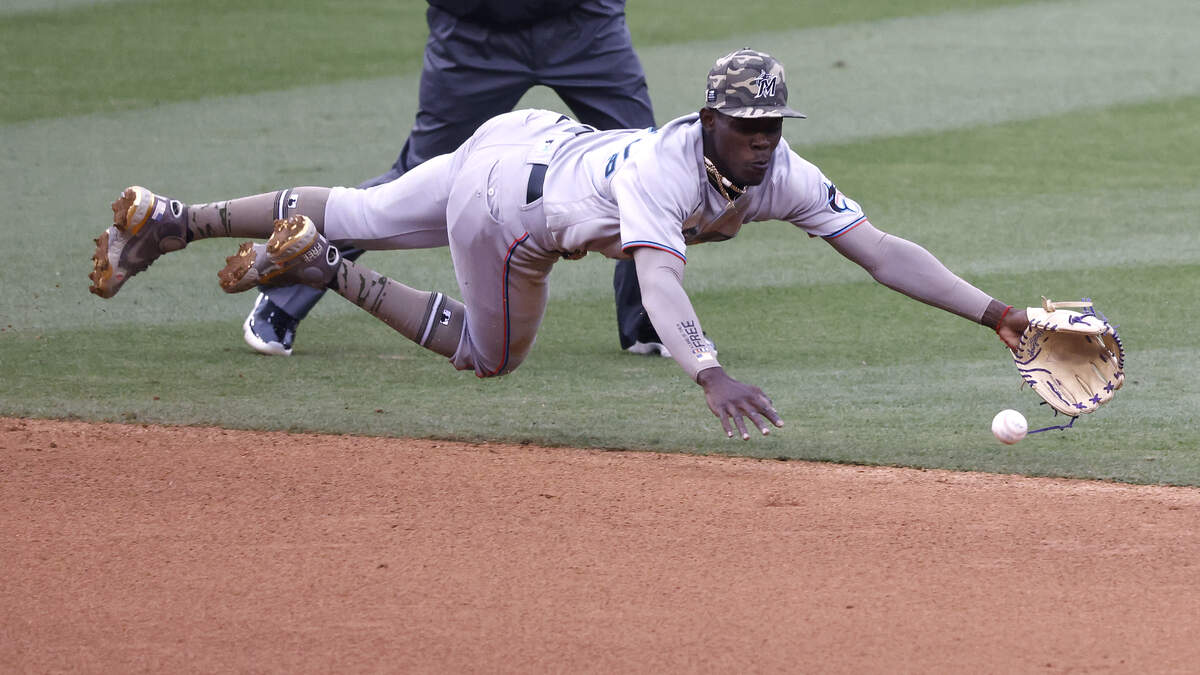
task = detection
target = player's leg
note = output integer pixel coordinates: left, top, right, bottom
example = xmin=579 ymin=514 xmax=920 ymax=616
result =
xmin=89 ymin=185 xmax=331 ymax=299
xmin=91 ymin=155 xmax=456 ymax=299
xmin=246 ymin=7 xmax=538 ymax=355
xmin=438 ymin=151 xmax=558 ymax=376
xmin=223 ymin=152 xmax=456 ymax=292
xmin=243 ymin=154 xmax=461 ymax=344
xmin=220 ymin=144 xmax=556 ymax=376
xmin=330 ymin=258 xmax=467 ymax=360
xmin=231 ymin=189 xmax=348 ymax=354
xmin=333 ymin=115 xmax=561 ymax=375
xmin=219 ymin=224 xmax=535 ymax=376
xmin=218 ymin=150 xmax=457 ymax=318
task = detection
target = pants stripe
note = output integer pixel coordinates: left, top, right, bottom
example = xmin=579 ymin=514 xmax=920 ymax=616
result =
xmin=480 ymin=232 xmax=532 ymax=377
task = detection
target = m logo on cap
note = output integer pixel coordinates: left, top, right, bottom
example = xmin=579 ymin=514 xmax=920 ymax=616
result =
xmin=752 ymin=70 xmax=778 ymax=99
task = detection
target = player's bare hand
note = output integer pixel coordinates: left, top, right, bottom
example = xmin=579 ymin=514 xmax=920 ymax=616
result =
xmin=696 ymin=367 xmax=784 ymax=440
xmin=997 ymin=307 xmax=1029 ymax=352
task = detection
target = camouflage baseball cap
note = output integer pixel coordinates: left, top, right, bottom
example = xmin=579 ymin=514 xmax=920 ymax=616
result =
xmin=705 ymin=48 xmax=806 ymax=119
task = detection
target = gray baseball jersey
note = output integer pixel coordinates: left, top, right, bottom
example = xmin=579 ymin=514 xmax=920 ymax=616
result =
xmin=541 ymin=111 xmax=865 ymax=259
xmin=323 ymin=109 xmax=866 ymax=376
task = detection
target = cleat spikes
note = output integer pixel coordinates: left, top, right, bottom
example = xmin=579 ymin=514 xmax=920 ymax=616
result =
xmin=86 ymin=186 xmax=188 ymax=299
xmin=217 ymin=217 xmax=338 ymax=295
xmin=217 ymin=242 xmax=261 ymax=294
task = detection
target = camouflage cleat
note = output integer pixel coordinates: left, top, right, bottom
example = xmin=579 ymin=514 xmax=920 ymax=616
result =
xmin=89 ymin=186 xmax=189 ymax=298
xmin=218 ymin=215 xmax=341 ymax=293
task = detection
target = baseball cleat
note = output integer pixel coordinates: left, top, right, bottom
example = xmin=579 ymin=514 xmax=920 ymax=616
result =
xmin=89 ymin=186 xmax=189 ymax=298
xmin=218 ymin=215 xmax=341 ymax=293
xmin=242 ymin=293 xmax=299 ymax=356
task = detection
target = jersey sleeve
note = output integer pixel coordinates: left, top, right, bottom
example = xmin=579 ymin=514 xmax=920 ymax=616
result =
xmin=610 ymin=154 xmax=695 ymax=262
xmin=775 ymin=146 xmax=868 ymax=239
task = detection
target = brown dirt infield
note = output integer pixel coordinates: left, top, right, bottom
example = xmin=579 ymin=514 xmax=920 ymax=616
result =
xmin=3 ymin=417 xmax=1199 ymax=673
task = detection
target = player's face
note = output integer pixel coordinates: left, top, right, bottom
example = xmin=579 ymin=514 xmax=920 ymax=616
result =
xmin=702 ymin=110 xmax=784 ymax=186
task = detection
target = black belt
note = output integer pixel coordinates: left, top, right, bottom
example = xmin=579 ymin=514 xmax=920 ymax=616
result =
xmin=525 ymin=121 xmax=596 ymax=204
xmin=526 ymin=163 xmax=547 ymax=204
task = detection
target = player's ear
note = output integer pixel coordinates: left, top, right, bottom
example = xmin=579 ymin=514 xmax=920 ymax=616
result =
xmin=699 ymin=108 xmax=716 ymax=128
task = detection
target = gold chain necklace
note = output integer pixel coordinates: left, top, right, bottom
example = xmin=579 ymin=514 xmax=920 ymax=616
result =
xmin=704 ymin=157 xmax=745 ymax=205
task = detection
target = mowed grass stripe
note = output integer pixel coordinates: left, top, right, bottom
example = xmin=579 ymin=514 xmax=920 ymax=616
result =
xmin=0 ymin=1 xmax=430 ymax=123
xmin=629 ymin=0 xmax=1200 ymax=141
xmin=1 ymin=0 xmax=1044 ymax=121
xmin=1 ymin=0 xmax=135 ymax=15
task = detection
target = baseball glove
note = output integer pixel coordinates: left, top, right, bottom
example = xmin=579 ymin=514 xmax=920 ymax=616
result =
xmin=1012 ymin=297 xmax=1124 ymax=417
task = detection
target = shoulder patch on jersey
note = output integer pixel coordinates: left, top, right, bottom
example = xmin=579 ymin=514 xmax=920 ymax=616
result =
xmin=824 ymin=181 xmax=860 ymax=214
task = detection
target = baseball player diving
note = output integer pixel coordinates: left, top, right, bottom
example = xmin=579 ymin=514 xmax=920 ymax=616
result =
xmin=89 ymin=48 xmax=1032 ymax=440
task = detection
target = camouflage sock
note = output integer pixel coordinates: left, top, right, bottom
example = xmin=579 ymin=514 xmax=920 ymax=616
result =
xmin=187 ymin=187 xmax=330 ymax=241
xmin=332 ymin=259 xmax=466 ymax=359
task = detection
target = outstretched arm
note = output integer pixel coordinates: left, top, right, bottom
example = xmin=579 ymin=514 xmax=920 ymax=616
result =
xmin=631 ymin=246 xmax=784 ymax=439
xmin=825 ymin=220 xmax=1028 ymax=349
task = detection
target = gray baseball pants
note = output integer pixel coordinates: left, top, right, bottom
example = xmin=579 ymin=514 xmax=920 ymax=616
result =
xmin=323 ymin=111 xmax=572 ymax=376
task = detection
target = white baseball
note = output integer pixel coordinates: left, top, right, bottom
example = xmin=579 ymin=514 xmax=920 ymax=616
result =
xmin=991 ymin=409 xmax=1028 ymax=444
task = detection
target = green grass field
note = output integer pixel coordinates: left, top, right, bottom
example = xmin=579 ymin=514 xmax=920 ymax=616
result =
xmin=3 ymin=0 xmax=1198 ymax=483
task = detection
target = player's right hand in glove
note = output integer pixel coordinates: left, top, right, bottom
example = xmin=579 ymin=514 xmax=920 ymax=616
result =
xmin=996 ymin=307 xmax=1030 ymax=352
xmin=697 ymin=367 xmax=784 ymax=440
